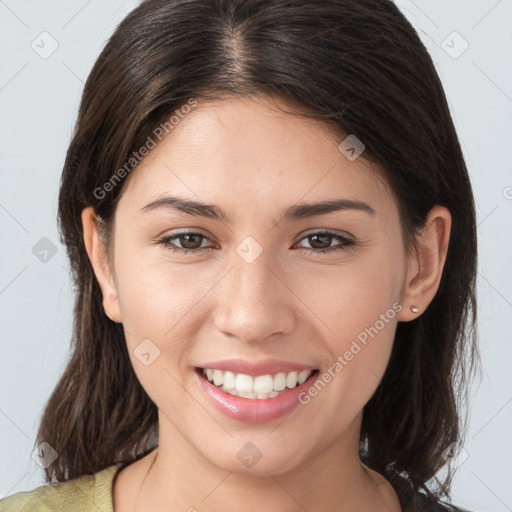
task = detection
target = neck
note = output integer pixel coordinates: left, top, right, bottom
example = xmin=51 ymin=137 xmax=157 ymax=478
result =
xmin=132 ymin=413 xmax=400 ymax=512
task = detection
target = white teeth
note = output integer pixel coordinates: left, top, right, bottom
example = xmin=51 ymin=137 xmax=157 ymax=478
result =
xmin=219 ymin=384 xmax=281 ymax=399
xmin=297 ymin=370 xmax=311 ymax=385
xmin=273 ymin=372 xmax=287 ymax=391
xmin=286 ymin=371 xmax=298 ymax=388
xmin=202 ymin=367 xmax=314 ymax=397
xmin=235 ymin=374 xmax=253 ymax=393
xmin=212 ymin=369 xmax=223 ymax=386
xmin=223 ymin=371 xmax=236 ymax=389
xmin=253 ymin=375 xmax=274 ymax=394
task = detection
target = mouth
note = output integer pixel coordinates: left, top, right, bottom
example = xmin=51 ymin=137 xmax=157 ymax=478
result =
xmin=195 ymin=367 xmax=320 ymax=400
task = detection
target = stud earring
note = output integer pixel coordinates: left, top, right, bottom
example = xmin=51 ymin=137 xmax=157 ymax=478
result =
xmin=410 ymin=305 xmax=419 ymax=314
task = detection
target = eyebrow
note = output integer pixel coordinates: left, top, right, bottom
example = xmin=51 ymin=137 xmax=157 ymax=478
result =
xmin=139 ymin=196 xmax=376 ymax=222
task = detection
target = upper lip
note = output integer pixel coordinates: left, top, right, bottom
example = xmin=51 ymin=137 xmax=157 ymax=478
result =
xmin=197 ymin=358 xmax=317 ymax=376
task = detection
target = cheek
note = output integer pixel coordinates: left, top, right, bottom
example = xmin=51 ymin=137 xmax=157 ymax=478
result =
xmin=292 ymin=247 xmax=401 ymax=339
xmin=113 ymin=252 xmax=226 ymax=396
xmin=299 ymin=302 xmax=398 ymax=429
xmin=115 ymin=252 xmax=206 ymax=334
xmin=324 ymin=284 xmax=398 ymax=387
xmin=292 ymin=255 xmax=401 ymax=410
xmin=112 ymin=255 xmax=195 ymax=374
xmin=113 ymin=258 xmax=205 ymax=406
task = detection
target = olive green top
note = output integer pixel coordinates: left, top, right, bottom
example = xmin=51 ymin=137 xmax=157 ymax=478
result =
xmin=0 ymin=464 xmax=120 ymax=511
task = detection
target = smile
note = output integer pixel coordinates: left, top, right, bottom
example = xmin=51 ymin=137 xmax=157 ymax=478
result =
xmin=195 ymin=366 xmax=320 ymax=423
xmin=200 ymin=367 xmax=317 ymax=399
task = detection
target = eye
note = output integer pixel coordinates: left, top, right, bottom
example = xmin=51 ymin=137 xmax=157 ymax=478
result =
xmin=155 ymin=229 xmax=357 ymax=255
xmin=293 ymin=231 xmax=357 ymax=255
xmin=156 ymin=231 xmax=216 ymax=254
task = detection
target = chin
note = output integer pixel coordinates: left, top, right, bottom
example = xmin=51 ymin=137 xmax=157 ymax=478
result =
xmin=204 ymin=441 xmax=309 ymax=477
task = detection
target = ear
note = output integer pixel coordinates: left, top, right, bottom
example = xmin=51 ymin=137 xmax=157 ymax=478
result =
xmin=397 ymin=205 xmax=452 ymax=322
xmin=81 ymin=206 xmax=122 ymax=323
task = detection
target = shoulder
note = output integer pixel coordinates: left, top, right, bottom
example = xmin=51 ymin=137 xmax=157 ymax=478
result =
xmin=385 ymin=470 xmax=473 ymax=512
xmin=0 ymin=464 xmax=119 ymax=512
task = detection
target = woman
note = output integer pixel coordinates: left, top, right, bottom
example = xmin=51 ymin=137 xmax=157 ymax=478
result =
xmin=0 ymin=0 xmax=478 ymax=510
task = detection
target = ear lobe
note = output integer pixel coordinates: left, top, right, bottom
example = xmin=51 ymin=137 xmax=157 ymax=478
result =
xmin=81 ymin=206 xmax=122 ymax=323
xmin=397 ymin=205 xmax=451 ymax=322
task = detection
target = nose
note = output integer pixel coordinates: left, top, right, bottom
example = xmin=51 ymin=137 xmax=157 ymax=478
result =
xmin=213 ymin=249 xmax=296 ymax=345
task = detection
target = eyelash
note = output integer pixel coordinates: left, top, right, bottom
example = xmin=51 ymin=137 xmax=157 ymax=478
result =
xmin=155 ymin=230 xmax=357 ymax=255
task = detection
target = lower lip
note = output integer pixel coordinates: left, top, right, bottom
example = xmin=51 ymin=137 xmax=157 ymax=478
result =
xmin=195 ymin=368 xmax=320 ymax=423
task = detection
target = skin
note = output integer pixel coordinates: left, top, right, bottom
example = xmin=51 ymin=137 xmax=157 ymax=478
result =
xmin=82 ymin=94 xmax=451 ymax=512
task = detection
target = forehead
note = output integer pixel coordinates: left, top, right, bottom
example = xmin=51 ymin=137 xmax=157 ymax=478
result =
xmin=118 ymin=95 xmax=395 ymax=222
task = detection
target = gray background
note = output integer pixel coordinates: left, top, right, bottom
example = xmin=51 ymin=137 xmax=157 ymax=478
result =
xmin=1 ymin=1 xmax=511 ymax=510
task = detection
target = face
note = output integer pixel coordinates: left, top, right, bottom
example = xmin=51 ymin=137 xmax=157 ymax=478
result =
xmin=87 ymin=94 xmax=417 ymax=476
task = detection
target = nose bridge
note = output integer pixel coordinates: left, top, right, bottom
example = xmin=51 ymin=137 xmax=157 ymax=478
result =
xmin=233 ymin=249 xmax=275 ymax=304
xmin=214 ymin=240 xmax=295 ymax=342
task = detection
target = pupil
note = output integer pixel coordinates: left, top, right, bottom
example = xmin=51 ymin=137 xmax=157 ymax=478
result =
xmin=182 ymin=234 xmax=202 ymax=249
xmin=310 ymin=234 xmax=331 ymax=249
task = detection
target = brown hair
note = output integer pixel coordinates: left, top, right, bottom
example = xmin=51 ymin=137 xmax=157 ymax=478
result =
xmin=35 ymin=0 xmax=478 ymax=503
